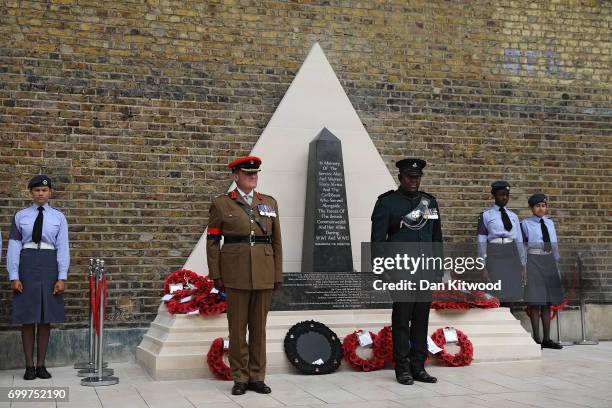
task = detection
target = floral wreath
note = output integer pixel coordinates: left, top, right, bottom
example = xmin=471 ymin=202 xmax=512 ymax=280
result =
xmin=206 ymin=337 xmax=231 ymax=381
xmin=431 ymin=289 xmax=500 ymax=310
xmin=342 ymin=330 xmax=385 ymax=372
xmin=429 ymin=327 xmax=473 ymax=367
xmin=372 ymin=326 xmax=394 ymax=366
xmin=163 ymin=269 xmax=226 ymax=316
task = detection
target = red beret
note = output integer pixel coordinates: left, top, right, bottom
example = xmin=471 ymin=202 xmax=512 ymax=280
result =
xmin=228 ymin=156 xmax=262 ymax=172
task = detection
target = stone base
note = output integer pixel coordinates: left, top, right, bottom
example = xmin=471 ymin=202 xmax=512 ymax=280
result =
xmin=136 ymin=304 xmax=541 ymax=380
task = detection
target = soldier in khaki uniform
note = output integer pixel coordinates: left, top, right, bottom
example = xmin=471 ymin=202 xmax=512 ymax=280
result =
xmin=206 ymin=156 xmax=282 ymax=395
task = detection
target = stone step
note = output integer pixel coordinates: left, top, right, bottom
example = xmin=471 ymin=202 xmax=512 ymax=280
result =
xmin=137 ymin=307 xmax=541 ymax=380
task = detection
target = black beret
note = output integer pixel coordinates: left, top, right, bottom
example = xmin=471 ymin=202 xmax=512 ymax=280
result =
xmin=491 ymin=180 xmax=510 ymax=192
xmin=528 ymin=192 xmax=547 ymax=207
xmin=28 ymin=175 xmax=52 ymax=190
xmin=396 ymin=158 xmax=426 ymax=175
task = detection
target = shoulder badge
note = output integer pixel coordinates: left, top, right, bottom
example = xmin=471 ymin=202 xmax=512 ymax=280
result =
xmin=420 ymin=191 xmax=436 ymax=200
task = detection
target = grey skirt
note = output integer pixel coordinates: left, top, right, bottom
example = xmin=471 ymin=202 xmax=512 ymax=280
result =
xmin=486 ymin=243 xmax=524 ymax=302
xmin=524 ymin=253 xmax=564 ymax=306
xmin=11 ymin=248 xmax=65 ymax=324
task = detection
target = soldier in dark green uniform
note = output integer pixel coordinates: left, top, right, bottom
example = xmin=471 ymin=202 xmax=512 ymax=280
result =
xmin=371 ymin=158 xmax=442 ymax=385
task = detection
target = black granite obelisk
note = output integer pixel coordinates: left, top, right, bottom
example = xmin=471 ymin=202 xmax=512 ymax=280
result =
xmin=301 ymin=127 xmax=353 ymax=273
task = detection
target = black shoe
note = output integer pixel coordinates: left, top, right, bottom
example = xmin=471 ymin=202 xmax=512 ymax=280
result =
xmin=248 ymin=381 xmax=272 ymax=394
xmin=23 ymin=366 xmax=36 ymax=380
xmin=412 ymin=369 xmax=437 ymax=383
xmin=541 ymin=340 xmax=563 ymax=350
xmin=395 ymin=371 xmax=414 ymax=385
xmin=231 ymin=382 xmax=248 ymax=395
xmin=36 ymin=366 xmax=52 ymax=379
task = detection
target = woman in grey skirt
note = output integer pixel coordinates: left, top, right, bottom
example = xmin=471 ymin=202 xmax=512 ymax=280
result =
xmin=7 ymin=175 xmax=70 ymax=379
xmin=521 ymin=193 xmax=563 ymax=350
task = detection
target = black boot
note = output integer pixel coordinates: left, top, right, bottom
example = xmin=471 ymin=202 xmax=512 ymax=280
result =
xmin=395 ymin=370 xmax=414 ymax=385
xmin=541 ymin=340 xmax=563 ymax=349
xmin=23 ymin=366 xmax=36 ymax=380
xmin=231 ymin=382 xmax=248 ymax=395
xmin=36 ymin=366 xmax=52 ymax=379
xmin=248 ymin=381 xmax=272 ymax=394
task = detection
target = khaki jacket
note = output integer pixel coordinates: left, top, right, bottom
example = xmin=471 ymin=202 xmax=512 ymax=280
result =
xmin=206 ymin=189 xmax=283 ymax=290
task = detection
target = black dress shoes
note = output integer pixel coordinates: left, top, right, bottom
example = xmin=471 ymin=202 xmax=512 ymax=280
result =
xmin=541 ymin=340 xmax=563 ymax=349
xmin=248 ymin=381 xmax=272 ymax=394
xmin=412 ymin=369 xmax=437 ymax=383
xmin=231 ymin=382 xmax=248 ymax=395
xmin=36 ymin=366 xmax=52 ymax=379
xmin=23 ymin=366 xmax=36 ymax=380
xmin=395 ymin=371 xmax=414 ymax=385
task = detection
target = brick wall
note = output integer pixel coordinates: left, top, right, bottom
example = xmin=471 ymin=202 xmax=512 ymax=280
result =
xmin=1 ymin=0 xmax=610 ymax=329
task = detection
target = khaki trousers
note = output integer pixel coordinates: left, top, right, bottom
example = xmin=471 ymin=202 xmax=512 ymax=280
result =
xmin=225 ymin=288 xmax=273 ymax=383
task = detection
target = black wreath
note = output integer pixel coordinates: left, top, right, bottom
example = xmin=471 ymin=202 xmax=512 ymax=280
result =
xmin=284 ymin=320 xmax=342 ymax=375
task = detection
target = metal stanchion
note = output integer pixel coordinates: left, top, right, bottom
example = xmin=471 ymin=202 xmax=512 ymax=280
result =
xmin=75 ymin=259 xmax=108 ymax=369
xmin=555 ymin=309 xmax=574 ymax=347
xmin=574 ymin=252 xmax=598 ymax=345
xmin=81 ymin=260 xmax=118 ymax=385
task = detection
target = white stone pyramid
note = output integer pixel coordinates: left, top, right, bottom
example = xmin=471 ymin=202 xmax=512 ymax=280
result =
xmin=183 ymin=42 xmax=397 ymax=275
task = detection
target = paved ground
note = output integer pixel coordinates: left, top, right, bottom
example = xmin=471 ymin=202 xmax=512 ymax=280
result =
xmin=1 ymin=342 xmax=611 ymax=408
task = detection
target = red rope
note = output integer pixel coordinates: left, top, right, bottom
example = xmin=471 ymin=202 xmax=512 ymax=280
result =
xmin=89 ymin=275 xmax=98 ymax=336
xmin=93 ymin=276 xmax=107 ymax=336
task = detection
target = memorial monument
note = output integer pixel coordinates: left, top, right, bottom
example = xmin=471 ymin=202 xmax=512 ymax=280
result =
xmin=137 ymin=43 xmax=541 ymax=380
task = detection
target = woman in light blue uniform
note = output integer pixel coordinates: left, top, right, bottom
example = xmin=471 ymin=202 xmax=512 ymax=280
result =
xmin=7 ymin=175 xmax=70 ymax=380
xmin=521 ymin=193 xmax=563 ymax=349
xmin=477 ymin=180 xmax=526 ymax=302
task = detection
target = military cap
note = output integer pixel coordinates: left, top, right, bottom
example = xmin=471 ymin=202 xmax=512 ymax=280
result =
xmin=396 ymin=158 xmax=426 ymax=176
xmin=28 ymin=174 xmax=52 ymax=190
xmin=491 ymin=180 xmax=510 ymax=192
xmin=528 ymin=192 xmax=547 ymax=207
xmin=228 ymin=156 xmax=262 ymax=173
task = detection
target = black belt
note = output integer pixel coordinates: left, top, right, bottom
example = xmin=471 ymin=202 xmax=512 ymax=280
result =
xmin=224 ymin=235 xmax=272 ymax=245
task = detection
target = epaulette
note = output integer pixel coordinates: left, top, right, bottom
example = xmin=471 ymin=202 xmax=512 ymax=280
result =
xmin=377 ymin=190 xmax=395 ymax=199
xmin=420 ymin=191 xmax=436 ymax=200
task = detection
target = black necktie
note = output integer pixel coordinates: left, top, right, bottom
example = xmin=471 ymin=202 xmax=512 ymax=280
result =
xmin=499 ymin=207 xmax=512 ymax=231
xmin=540 ymin=218 xmax=551 ymax=251
xmin=32 ymin=206 xmax=44 ymax=243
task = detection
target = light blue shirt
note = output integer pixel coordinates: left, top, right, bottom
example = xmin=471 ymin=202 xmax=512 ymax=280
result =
xmin=521 ymin=216 xmax=560 ymax=262
xmin=237 ymin=188 xmax=254 ymax=205
xmin=477 ymin=205 xmax=526 ymax=266
xmin=7 ymin=203 xmax=70 ymax=281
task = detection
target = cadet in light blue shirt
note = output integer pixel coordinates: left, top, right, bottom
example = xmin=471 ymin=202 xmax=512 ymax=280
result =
xmin=477 ymin=181 xmax=525 ymax=302
xmin=7 ymin=175 xmax=69 ymax=381
xmin=521 ymin=192 xmax=563 ymax=350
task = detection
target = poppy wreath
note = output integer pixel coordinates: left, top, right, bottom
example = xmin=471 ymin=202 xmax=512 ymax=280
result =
xmin=163 ymin=269 xmax=226 ymax=316
xmin=206 ymin=337 xmax=232 ymax=381
xmin=342 ymin=331 xmax=385 ymax=372
xmin=429 ymin=327 xmax=473 ymax=367
xmin=373 ymin=326 xmax=394 ymax=366
xmin=431 ymin=290 xmax=470 ymax=310
xmin=466 ymin=291 xmax=500 ymax=308
xmin=163 ymin=269 xmax=205 ymax=294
